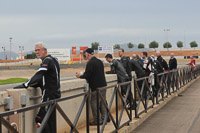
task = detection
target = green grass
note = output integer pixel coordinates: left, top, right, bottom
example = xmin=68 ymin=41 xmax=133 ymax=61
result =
xmin=0 ymin=78 xmax=28 ymax=85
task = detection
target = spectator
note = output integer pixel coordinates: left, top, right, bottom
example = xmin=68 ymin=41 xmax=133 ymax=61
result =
xmin=169 ymin=53 xmax=177 ymax=70
xmin=14 ymin=42 xmax=61 ymax=133
xmin=132 ymin=54 xmax=143 ymax=68
xmin=141 ymin=51 xmax=151 ymax=76
xmin=118 ymin=48 xmax=134 ymax=106
xmin=76 ymin=48 xmax=107 ymax=125
xmin=186 ymin=56 xmax=196 ymax=70
xmin=156 ymin=51 xmax=169 ymax=71
xmin=105 ymin=54 xmax=135 ymax=109
xmin=118 ymin=48 xmax=132 ymax=81
xmin=130 ymin=55 xmax=145 ymax=79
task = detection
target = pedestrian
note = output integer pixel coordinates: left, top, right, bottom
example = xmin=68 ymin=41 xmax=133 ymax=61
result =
xmin=169 ymin=53 xmax=177 ymax=70
xmin=14 ymin=42 xmax=61 ymax=133
xmin=76 ymin=48 xmax=107 ymax=125
xmin=105 ymin=54 xmax=135 ymax=109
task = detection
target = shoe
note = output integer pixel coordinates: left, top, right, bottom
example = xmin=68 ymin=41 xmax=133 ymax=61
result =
xmin=89 ymin=121 xmax=103 ymax=126
xmin=107 ymin=117 xmax=111 ymax=122
xmin=127 ymin=104 xmax=136 ymax=110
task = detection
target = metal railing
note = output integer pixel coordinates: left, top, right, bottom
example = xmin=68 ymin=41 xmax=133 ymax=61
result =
xmin=0 ymin=85 xmax=90 ymax=133
xmin=134 ymin=65 xmax=200 ymax=118
xmin=0 ymin=65 xmax=200 ymax=133
xmin=96 ymin=81 xmax=133 ymax=133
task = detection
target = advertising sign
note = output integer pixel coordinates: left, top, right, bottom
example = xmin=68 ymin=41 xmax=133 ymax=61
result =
xmin=80 ymin=46 xmax=88 ymax=54
xmin=72 ymin=47 xmax=76 ymax=55
xmin=98 ymin=46 xmax=113 ymax=54
xmin=48 ymin=49 xmax=70 ymax=61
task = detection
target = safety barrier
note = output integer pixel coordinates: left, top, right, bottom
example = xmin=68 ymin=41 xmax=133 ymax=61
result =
xmin=134 ymin=65 xmax=200 ymax=118
xmin=0 ymin=85 xmax=90 ymax=133
xmin=96 ymin=81 xmax=132 ymax=133
xmin=0 ymin=65 xmax=200 ymax=133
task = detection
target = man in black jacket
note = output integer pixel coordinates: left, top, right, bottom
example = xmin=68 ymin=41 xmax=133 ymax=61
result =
xmin=118 ymin=48 xmax=132 ymax=81
xmin=76 ymin=48 xmax=107 ymax=125
xmin=156 ymin=51 xmax=169 ymax=71
xmin=14 ymin=42 xmax=61 ymax=133
xmin=169 ymin=53 xmax=177 ymax=70
xmin=130 ymin=56 xmax=146 ymax=78
xmin=105 ymin=54 xmax=135 ymax=109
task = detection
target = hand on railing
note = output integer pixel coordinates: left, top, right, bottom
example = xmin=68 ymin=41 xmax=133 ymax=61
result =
xmin=13 ymin=83 xmax=27 ymax=89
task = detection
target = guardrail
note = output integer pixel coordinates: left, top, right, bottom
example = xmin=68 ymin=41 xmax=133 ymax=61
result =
xmin=0 ymin=85 xmax=90 ymax=133
xmin=96 ymin=81 xmax=132 ymax=133
xmin=0 ymin=65 xmax=199 ymax=133
xmin=134 ymin=65 xmax=200 ymax=118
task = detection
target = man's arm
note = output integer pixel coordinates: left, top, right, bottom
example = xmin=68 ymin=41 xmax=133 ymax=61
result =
xmin=80 ymin=62 xmax=92 ymax=80
xmin=14 ymin=59 xmax=50 ymax=89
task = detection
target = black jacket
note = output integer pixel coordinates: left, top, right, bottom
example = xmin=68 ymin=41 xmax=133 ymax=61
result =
xmin=80 ymin=56 xmax=107 ymax=91
xmin=169 ymin=57 xmax=177 ymax=70
xmin=120 ymin=56 xmax=132 ymax=81
xmin=106 ymin=59 xmax=129 ymax=83
xmin=130 ymin=59 xmax=146 ymax=78
xmin=24 ymin=55 xmax=61 ymax=100
xmin=157 ymin=56 xmax=169 ymax=71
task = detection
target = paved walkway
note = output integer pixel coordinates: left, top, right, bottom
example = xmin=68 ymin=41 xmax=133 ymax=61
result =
xmin=133 ymin=79 xmax=200 ymax=133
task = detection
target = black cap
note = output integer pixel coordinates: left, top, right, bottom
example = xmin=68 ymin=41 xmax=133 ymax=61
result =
xmin=85 ymin=48 xmax=94 ymax=55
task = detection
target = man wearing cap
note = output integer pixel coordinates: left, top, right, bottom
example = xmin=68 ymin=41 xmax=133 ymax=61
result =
xmin=76 ymin=48 xmax=107 ymax=125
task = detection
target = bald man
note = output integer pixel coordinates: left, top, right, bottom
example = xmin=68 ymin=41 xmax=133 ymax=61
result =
xmin=156 ymin=51 xmax=169 ymax=71
xmin=169 ymin=53 xmax=177 ymax=70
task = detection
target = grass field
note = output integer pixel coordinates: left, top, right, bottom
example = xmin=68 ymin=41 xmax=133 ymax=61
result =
xmin=0 ymin=78 xmax=28 ymax=85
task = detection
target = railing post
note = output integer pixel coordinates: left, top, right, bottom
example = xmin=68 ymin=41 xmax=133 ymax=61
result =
xmin=115 ymin=86 xmax=119 ymax=129
xmin=129 ymin=83 xmax=132 ymax=121
xmin=134 ymin=79 xmax=138 ymax=118
xmin=0 ymin=115 xmax=2 ymax=133
xmin=84 ymin=83 xmax=90 ymax=133
xmin=96 ymin=89 xmax=100 ymax=133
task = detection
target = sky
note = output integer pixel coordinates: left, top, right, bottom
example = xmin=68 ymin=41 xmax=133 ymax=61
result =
xmin=0 ymin=0 xmax=200 ymax=53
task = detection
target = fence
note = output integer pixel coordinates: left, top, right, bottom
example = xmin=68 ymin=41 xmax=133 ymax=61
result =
xmin=134 ymin=65 xmax=200 ymax=118
xmin=0 ymin=65 xmax=200 ymax=133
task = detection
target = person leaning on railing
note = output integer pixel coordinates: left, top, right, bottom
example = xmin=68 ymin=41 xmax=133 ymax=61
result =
xmin=76 ymin=48 xmax=107 ymax=125
xmin=105 ymin=54 xmax=135 ymax=110
xmin=13 ymin=42 xmax=61 ymax=133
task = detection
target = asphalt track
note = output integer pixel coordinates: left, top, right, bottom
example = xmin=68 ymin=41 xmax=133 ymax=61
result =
xmin=133 ymin=79 xmax=200 ymax=133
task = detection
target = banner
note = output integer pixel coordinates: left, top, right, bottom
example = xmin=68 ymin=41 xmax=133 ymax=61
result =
xmin=98 ymin=46 xmax=113 ymax=54
xmin=72 ymin=47 xmax=76 ymax=55
xmin=80 ymin=46 xmax=88 ymax=54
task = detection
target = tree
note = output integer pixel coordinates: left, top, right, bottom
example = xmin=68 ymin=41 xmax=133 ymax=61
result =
xmin=25 ymin=52 xmax=36 ymax=59
xmin=91 ymin=42 xmax=99 ymax=50
xmin=177 ymin=41 xmax=183 ymax=50
xmin=138 ymin=43 xmax=144 ymax=49
xmin=149 ymin=41 xmax=159 ymax=51
xmin=190 ymin=41 xmax=198 ymax=50
xmin=127 ymin=42 xmax=134 ymax=49
xmin=114 ymin=44 xmax=120 ymax=50
xmin=163 ymin=42 xmax=172 ymax=51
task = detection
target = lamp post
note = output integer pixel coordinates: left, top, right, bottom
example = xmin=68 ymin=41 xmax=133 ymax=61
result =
xmin=2 ymin=46 xmax=6 ymax=60
xmin=19 ymin=46 xmax=24 ymax=59
xmin=164 ymin=29 xmax=170 ymax=56
xmin=9 ymin=37 xmax=12 ymax=60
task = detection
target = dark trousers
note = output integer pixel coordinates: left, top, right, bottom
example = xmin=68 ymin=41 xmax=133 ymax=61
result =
xmin=120 ymin=80 xmax=134 ymax=104
xmin=35 ymin=94 xmax=58 ymax=133
xmin=90 ymin=89 xmax=107 ymax=123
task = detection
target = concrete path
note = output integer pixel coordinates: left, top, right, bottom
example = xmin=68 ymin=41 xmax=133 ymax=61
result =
xmin=133 ymin=79 xmax=200 ymax=133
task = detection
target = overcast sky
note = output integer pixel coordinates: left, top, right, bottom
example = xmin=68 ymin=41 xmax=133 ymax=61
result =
xmin=0 ymin=0 xmax=200 ymax=52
